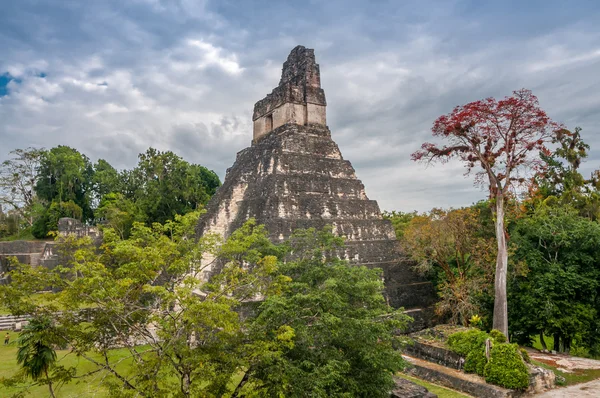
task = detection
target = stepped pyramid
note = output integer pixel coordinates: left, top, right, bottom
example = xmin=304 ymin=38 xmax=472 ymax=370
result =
xmin=197 ymin=46 xmax=435 ymax=318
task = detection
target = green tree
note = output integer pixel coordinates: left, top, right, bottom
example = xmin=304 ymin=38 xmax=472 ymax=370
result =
xmin=508 ymin=205 xmax=600 ymax=353
xmin=35 ymin=146 xmax=94 ymax=222
xmin=382 ymin=210 xmax=417 ymax=239
xmin=91 ymin=159 xmax=123 ymax=205
xmin=2 ymin=214 xmax=283 ymax=397
xmin=239 ymin=227 xmax=410 ymax=398
xmin=96 ymin=192 xmax=143 ymax=238
xmin=16 ymin=317 xmax=60 ymax=398
xmin=533 ymin=127 xmax=600 ymax=221
xmin=129 ymin=148 xmax=221 ymax=224
xmin=0 ymin=147 xmax=45 ymax=227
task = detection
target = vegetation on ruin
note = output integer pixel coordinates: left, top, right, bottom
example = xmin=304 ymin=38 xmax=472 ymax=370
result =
xmin=1 ymin=213 xmax=408 ymax=397
xmin=396 ymin=374 xmax=470 ymax=398
xmin=446 ymin=329 xmax=529 ymax=390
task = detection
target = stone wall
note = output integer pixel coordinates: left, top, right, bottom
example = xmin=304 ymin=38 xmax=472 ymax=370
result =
xmin=58 ymin=218 xmax=100 ymax=240
xmin=0 ymin=218 xmax=99 ymax=281
xmin=404 ymin=341 xmax=464 ymax=369
xmin=0 ymin=241 xmax=48 ymax=270
xmin=197 ymin=45 xmax=436 ymax=320
xmin=197 ymin=122 xmax=436 ymax=312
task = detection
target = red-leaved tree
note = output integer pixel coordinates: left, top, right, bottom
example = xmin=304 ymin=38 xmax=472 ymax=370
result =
xmin=411 ymin=89 xmax=557 ymax=337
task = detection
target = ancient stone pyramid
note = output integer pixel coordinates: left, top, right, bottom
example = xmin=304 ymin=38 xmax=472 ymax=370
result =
xmin=197 ymin=46 xmax=435 ymax=318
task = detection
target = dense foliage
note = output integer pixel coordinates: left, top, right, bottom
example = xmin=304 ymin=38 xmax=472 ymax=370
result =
xmin=0 ymin=146 xmax=220 ymax=239
xmin=1 ymin=214 xmax=407 ymax=397
xmin=395 ymin=126 xmax=600 ymax=357
xmin=447 ymin=329 xmax=529 ymax=390
xmin=447 ymin=329 xmax=490 ymax=375
xmin=245 ymin=228 xmax=410 ymax=397
xmin=508 ymin=206 xmax=600 ymax=353
xmin=483 ymin=343 xmax=529 ymax=390
xmin=400 ymin=207 xmax=496 ymax=325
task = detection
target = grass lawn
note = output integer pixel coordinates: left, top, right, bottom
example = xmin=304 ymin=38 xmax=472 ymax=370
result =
xmin=1 ymin=330 xmax=139 ymax=397
xmin=1 ymin=330 xmax=246 ymax=397
xmin=531 ymin=335 xmax=599 ymax=360
xmin=531 ymin=359 xmax=600 ymax=387
xmin=397 ymin=373 xmax=471 ymax=398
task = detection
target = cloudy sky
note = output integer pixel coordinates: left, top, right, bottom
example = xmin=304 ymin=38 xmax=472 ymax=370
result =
xmin=1 ymin=0 xmax=599 ymax=211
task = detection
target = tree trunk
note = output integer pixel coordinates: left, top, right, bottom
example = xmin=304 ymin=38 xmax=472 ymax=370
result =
xmin=44 ymin=367 xmax=56 ymax=398
xmin=539 ymin=331 xmax=548 ymax=351
xmin=492 ymin=193 xmax=509 ymax=338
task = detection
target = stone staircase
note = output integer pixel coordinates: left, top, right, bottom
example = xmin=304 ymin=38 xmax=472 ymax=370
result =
xmin=401 ymin=334 xmax=555 ymax=397
xmin=0 ymin=314 xmax=31 ymax=331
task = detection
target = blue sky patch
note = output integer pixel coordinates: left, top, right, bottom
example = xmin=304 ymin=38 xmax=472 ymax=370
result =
xmin=0 ymin=73 xmax=21 ymax=97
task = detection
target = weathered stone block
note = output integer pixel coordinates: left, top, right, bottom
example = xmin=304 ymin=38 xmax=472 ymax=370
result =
xmin=252 ymin=46 xmax=327 ymax=141
xmin=391 ymin=377 xmax=437 ymax=398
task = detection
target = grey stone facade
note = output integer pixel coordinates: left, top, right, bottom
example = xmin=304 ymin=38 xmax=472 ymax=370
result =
xmin=0 ymin=217 xmax=99 ymax=283
xmin=197 ymin=46 xmax=435 ymax=316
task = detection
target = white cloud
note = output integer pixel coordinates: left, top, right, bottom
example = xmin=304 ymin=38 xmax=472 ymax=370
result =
xmin=1 ymin=0 xmax=599 ymax=212
xmin=186 ymin=39 xmax=244 ymax=75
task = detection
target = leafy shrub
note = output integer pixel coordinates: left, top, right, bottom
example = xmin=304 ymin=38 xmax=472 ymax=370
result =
xmin=484 ymin=343 xmax=529 ymax=390
xmin=519 ymin=347 xmax=531 ymax=363
xmin=464 ymin=349 xmax=487 ymax=375
xmin=447 ymin=329 xmax=489 ymax=357
xmin=447 ymin=329 xmax=490 ymax=376
xmin=489 ymin=329 xmax=507 ymax=343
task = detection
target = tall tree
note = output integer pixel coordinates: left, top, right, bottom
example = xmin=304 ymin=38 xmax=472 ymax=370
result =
xmin=130 ymin=148 xmax=220 ymax=224
xmin=412 ymin=89 xmax=557 ymax=336
xmin=509 ymin=205 xmax=600 ymax=353
xmin=0 ymin=147 xmax=45 ymax=226
xmin=402 ymin=207 xmax=496 ymax=326
xmin=242 ymin=227 xmax=410 ymax=397
xmin=534 ymin=127 xmax=600 ymax=220
xmin=35 ymin=145 xmax=94 ymax=222
xmin=91 ymin=159 xmax=122 ymax=205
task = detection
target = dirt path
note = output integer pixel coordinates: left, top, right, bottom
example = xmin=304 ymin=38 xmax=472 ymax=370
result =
xmin=535 ymin=378 xmax=600 ymax=397
xmin=527 ymin=349 xmax=600 ymax=372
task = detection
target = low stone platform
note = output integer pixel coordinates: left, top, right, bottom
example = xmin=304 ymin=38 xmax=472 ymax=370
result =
xmin=0 ymin=314 xmax=31 ymax=331
xmin=391 ymin=376 xmax=438 ymax=398
xmin=404 ymin=355 xmax=519 ymax=398
xmin=405 ymin=340 xmax=464 ymax=369
xmin=405 ymin=327 xmax=556 ymax=396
